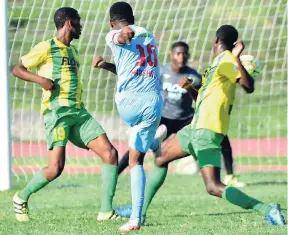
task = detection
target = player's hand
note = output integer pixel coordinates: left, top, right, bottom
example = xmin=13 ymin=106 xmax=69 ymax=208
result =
xmin=121 ymin=26 xmax=135 ymax=44
xmin=39 ymin=77 xmax=55 ymax=90
xmin=232 ymin=40 xmax=245 ymax=58
xmin=92 ymin=56 xmax=106 ymax=68
xmin=178 ymin=77 xmax=192 ymax=89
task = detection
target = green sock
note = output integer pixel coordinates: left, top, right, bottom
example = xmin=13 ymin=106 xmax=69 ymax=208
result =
xmin=222 ymin=186 xmax=272 ymax=215
xmin=100 ymin=164 xmax=118 ymax=212
xmin=19 ymin=169 xmax=49 ymax=201
xmin=142 ymin=166 xmax=168 ymax=216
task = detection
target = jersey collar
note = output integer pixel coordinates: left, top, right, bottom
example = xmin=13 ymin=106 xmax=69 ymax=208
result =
xmin=54 ymin=37 xmax=70 ymax=48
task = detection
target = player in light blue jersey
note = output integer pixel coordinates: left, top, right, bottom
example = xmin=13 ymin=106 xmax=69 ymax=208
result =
xmin=92 ymin=2 xmax=167 ymax=233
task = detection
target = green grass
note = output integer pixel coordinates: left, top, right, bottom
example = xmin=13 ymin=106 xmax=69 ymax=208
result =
xmin=7 ymin=0 xmax=287 ymax=139
xmin=0 ymin=172 xmax=287 ymax=234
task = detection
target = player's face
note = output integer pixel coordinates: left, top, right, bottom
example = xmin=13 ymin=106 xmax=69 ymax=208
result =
xmin=170 ymin=46 xmax=190 ymax=69
xmin=70 ymin=16 xmax=82 ymax=39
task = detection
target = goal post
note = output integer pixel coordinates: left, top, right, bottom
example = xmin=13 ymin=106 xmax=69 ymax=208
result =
xmin=0 ymin=0 xmax=12 ymax=191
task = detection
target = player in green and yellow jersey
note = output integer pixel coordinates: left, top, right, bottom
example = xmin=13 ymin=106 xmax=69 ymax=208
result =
xmin=12 ymin=7 xmax=120 ymax=222
xmin=116 ymin=25 xmax=285 ymax=226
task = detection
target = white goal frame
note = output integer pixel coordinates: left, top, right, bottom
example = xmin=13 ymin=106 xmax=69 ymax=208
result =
xmin=0 ymin=0 xmax=12 ymax=191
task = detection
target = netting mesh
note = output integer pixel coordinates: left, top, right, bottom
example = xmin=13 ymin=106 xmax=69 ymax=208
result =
xmin=8 ymin=0 xmax=287 ymax=180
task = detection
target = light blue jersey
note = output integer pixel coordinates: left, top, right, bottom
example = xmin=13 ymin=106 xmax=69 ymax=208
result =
xmin=105 ymin=25 xmax=161 ymax=93
xmin=106 ymin=25 xmax=163 ymax=153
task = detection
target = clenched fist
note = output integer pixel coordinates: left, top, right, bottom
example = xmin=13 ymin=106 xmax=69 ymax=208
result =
xmin=121 ymin=26 xmax=135 ymax=44
xmin=92 ymin=56 xmax=106 ymax=68
xmin=178 ymin=77 xmax=192 ymax=89
xmin=232 ymin=40 xmax=245 ymax=58
xmin=39 ymin=77 xmax=55 ymax=91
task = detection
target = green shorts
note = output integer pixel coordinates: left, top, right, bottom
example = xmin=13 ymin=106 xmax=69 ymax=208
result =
xmin=43 ymin=107 xmax=105 ymax=150
xmin=176 ymin=126 xmax=224 ymax=168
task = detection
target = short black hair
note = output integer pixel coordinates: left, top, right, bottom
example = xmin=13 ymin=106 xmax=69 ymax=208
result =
xmin=109 ymin=1 xmax=134 ymax=24
xmin=216 ymin=25 xmax=238 ymax=49
xmin=54 ymin=7 xmax=80 ymax=29
xmin=171 ymin=41 xmax=189 ymax=52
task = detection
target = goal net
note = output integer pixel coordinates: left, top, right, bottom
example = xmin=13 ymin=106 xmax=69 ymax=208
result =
xmin=8 ymin=0 xmax=287 ymax=181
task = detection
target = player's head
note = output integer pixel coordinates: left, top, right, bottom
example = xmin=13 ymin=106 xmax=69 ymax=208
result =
xmin=170 ymin=41 xmax=190 ymax=69
xmin=109 ymin=2 xmax=134 ymax=29
xmin=54 ymin=7 xmax=82 ymax=39
xmin=213 ymin=25 xmax=238 ymax=54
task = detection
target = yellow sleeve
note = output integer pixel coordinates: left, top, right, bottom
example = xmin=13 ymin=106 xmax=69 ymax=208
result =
xmin=21 ymin=41 xmax=50 ymax=69
xmin=219 ymin=60 xmax=241 ymax=83
xmin=201 ymin=75 xmax=205 ymax=87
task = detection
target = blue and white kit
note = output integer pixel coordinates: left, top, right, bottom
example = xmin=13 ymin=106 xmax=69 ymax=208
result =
xmin=106 ymin=25 xmax=163 ymax=153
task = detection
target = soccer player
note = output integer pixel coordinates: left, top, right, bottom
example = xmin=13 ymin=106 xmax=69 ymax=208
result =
xmin=93 ymin=2 xmax=166 ymax=232
xmin=116 ymin=41 xmax=246 ymax=188
xmin=114 ymin=25 xmax=286 ymax=225
xmin=12 ymin=7 xmax=120 ymax=222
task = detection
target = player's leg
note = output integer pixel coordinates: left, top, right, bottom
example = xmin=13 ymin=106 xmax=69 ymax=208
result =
xmin=147 ymin=117 xmax=193 ymax=201
xmin=222 ymin=136 xmax=233 ymax=175
xmin=14 ymin=111 xmax=71 ymax=222
xmin=118 ymin=150 xmax=129 ymax=174
xmin=87 ymin=136 xmax=119 ymax=220
xmin=118 ymin=117 xmax=172 ymax=175
xmin=200 ymin=165 xmax=285 ymax=224
xmin=117 ymin=128 xmax=147 ymax=232
xmin=117 ymin=94 xmax=164 ymax=232
xmin=127 ymin=148 xmax=146 ymax=228
xmin=143 ymin=134 xmax=189 ymax=219
xmin=13 ymin=147 xmax=66 ymax=222
xmin=69 ymin=108 xmax=119 ymax=220
xmin=87 ymin=135 xmax=119 ymax=220
xmin=116 ymin=125 xmax=193 ymax=222
xmin=195 ymin=129 xmax=285 ymax=225
xmin=222 ymin=135 xmax=245 ymax=187
xmin=120 ymin=120 xmax=156 ymax=231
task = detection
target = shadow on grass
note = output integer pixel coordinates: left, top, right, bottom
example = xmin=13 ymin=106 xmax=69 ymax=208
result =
xmin=143 ymin=222 xmax=165 ymax=227
xmin=247 ymin=181 xmax=287 ymax=186
xmin=173 ymin=211 xmax=252 ymax=218
xmin=173 ymin=208 xmax=287 ymax=218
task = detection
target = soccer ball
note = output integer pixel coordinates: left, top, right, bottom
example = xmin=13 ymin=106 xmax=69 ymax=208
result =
xmin=240 ymin=54 xmax=261 ymax=78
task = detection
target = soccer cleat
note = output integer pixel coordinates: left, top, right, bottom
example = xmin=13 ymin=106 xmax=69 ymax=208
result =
xmin=224 ymin=174 xmax=246 ymax=188
xmin=118 ymin=219 xmax=140 ymax=233
xmin=13 ymin=192 xmax=29 ymax=222
xmin=115 ymin=205 xmax=132 ymax=218
xmin=152 ymin=124 xmax=167 ymax=158
xmin=265 ymin=204 xmax=286 ymax=225
xmin=115 ymin=205 xmax=146 ymax=224
xmin=97 ymin=210 xmax=122 ymax=221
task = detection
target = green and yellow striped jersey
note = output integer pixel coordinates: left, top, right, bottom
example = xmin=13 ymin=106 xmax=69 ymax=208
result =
xmin=191 ymin=50 xmax=241 ymax=135
xmin=21 ymin=37 xmax=83 ymax=114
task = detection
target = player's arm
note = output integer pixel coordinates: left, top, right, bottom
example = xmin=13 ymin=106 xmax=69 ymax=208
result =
xmin=112 ymin=26 xmax=135 ymax=45
xmin=92 ymin=56 xmax=117 ymax=74
xmin=13 ymin=61 xmax=54 ymax=90
xmin=178 ymin=74 xmax=202 ymax=101
xmin=233 ymin=40 xmax=255 ymax=93
xmin=12 ymin=42 xmax=54 ymax=90
xmin=186 ymin=86 xmax=198 ymax=101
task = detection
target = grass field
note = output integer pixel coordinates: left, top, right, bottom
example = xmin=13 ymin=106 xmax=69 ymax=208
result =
xmin=0 ymin=172 xmax=286 ymax=235
xmin=5 ymin=2 xmax=287 ymax=233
